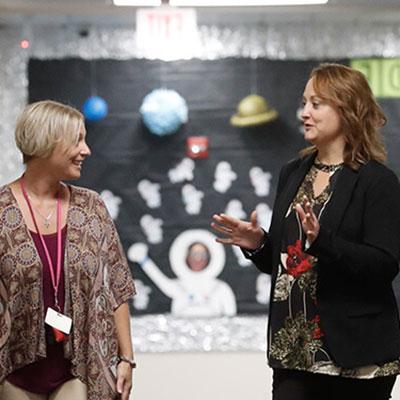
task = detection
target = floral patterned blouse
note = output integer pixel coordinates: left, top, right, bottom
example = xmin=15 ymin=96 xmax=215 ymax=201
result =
xmin=269 ymin=164 xmax=400 ymax=379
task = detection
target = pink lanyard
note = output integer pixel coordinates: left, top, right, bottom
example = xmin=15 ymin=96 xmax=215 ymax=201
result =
xmin=20 ymin=177 xmax=63 ymax=312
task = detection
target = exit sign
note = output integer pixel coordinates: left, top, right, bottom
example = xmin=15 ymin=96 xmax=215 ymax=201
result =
xmin=136 ymin=7 xmax=198 ymax=60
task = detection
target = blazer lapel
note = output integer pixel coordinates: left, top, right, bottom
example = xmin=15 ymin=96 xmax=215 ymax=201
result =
xmin=273 ymin=153 xmax=316 ymax=235
xmin=319 ymin=164 xmax=360 ymax=232
xmin=273 ymin=156 xmax=360 ymax=238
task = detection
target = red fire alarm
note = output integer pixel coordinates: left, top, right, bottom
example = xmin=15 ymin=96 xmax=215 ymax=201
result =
xmin=186 ymin=136 xmax=209 ymax=159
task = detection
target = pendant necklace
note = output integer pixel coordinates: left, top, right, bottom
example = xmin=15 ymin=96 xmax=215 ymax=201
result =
xmin=26 ymin=193 xmax=56 ymax=229
xmin=32 ymin=203 xmax=53 ymax=228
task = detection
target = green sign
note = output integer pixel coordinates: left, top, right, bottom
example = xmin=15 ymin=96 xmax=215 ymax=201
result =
xmin=351 ymin=58 xmax=400 ymax=98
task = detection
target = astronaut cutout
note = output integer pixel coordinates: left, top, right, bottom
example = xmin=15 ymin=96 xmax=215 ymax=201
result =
xmin=182 ymin=185 xmax=204 ymax=215
xmin=100 ymin=190 xmax=122 ymax=220
xmin=140 ymin=214 xmax=163 ymax=244
xmin=128 ymin=229 xmax=237 ymax=317
xmin=255 ymin=274 xmax=271 ymax=306
xmin=249 ymin=167 xmax=272 ymax=197
xmin=168 ymin=158 xmax=195 ymax=183
xmin=225 ymin=199 xmax=252 ymax=267
xmin=213 ymin=161 xmax=237 ymax=193
xmin=138 ymin=179 xmax=161 ymax=208
xmin=133 ymin=280 xmax=152 ymax=311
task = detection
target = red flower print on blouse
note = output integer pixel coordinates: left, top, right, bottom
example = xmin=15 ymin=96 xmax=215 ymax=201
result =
xmin=311 ymin=315 xmax=324 ymax=339
xmin=285 ymin=240 xmax=313 ymax=278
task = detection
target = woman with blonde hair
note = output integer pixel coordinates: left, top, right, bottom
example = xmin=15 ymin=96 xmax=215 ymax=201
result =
xmin=0 ymin=100 xmax=136 ymax=400
xmin=212 ymin=63 xmax=400 ymax=399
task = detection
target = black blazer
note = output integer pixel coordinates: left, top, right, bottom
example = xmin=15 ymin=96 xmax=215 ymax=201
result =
xmin=250 ymin=153 xmax=400 ymax=368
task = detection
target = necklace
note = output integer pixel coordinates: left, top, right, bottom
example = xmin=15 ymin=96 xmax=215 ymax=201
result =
xmin=20 ymin=177 xmax=64 ymax=316
xmin=313 ymin=160 xmax=344 ymax=173
xmin=26 ymin=193 xmax=56 ymax=229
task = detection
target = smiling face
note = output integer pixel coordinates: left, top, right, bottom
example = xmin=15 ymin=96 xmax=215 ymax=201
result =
xmin=301 ymin=78 xmax=344 ymax=148
xmin=186 ymin=242 xmax=210 ymax=272
xmin=47 ymin=123 xmax=91 ymax=181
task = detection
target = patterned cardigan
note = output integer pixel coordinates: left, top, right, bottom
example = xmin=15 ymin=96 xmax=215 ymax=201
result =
xmin=0 ymin=184 xmax=136 ymax=399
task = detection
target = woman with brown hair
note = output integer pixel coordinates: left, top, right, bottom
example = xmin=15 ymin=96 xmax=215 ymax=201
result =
xmin=0 ymin=100 xmax=136 ymax=400
xmin=212 ymin=63 xmax=400 ymax=399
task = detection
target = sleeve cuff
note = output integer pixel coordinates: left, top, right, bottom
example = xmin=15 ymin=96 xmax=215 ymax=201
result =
xmin=242 ymin=230 xmax=268 ymax=258
xmin=306 ymin=226 xmax=335 ymax=261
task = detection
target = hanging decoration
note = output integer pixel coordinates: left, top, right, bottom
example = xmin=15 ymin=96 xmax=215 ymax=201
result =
xmin=82 ymin=95 xmax=108 ymax=122
xmin=82 ymin=61 xmax=108 ymax=122
xmin=140 ymin=89 xmax=188 ymax=136
xmin=230 ymin=94 xmax=278 ymax=127
xmin=231 ymin=60 xmax=278 ymax=128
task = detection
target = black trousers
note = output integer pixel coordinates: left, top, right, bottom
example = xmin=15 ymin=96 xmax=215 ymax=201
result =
xmin=272 ymin=368 xmax=397 ymax=400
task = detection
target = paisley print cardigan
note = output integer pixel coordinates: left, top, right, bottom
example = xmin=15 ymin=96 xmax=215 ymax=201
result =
xmin=0 ymin=184 xmax=136 ymax=399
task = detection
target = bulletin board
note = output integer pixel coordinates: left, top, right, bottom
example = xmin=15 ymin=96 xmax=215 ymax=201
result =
xmin=28 ymin=58 xmax=400 ymax=318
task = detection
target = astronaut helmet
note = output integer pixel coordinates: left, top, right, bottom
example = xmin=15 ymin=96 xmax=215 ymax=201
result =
xmin=169 ymin=229 xmax=226 ymax=280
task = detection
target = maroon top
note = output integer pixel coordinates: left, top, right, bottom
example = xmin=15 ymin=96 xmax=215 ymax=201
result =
xmin=7 ymin=226 xmax=73 ymax=394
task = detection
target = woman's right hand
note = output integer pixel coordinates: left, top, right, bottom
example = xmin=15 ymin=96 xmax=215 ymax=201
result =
xmin=211 ymin=210 xmax=265 ymax=250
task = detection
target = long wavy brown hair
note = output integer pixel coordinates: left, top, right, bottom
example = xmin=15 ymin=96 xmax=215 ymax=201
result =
xmin=299 ymin=63 xmax=387 ymax=169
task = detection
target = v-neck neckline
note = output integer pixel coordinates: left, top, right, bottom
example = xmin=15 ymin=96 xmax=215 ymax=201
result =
xmin=4 ymin=184 xmax=75 ymax=269
xmin=290 ymin=165 xmax=340 ymax=210
xmin=309 ymin=166 xmax=340 ymax=202
xmin=6 ymin=183 xmax=72 ymax=235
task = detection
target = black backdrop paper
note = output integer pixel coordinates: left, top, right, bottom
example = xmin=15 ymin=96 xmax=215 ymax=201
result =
xmin=28 ymin=58 xmax=400 ymax=316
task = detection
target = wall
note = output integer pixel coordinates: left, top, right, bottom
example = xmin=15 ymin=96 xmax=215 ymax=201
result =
xmin=2 ymin=20 xmax=400 ymax=185
xmin=2 ymin=15 xmax=400 ymax=400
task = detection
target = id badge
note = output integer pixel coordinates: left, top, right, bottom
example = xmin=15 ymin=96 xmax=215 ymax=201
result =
xmin=45 ymin=307 xmax=72 ymax=334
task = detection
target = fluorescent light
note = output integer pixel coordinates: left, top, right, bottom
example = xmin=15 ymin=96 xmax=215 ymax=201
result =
xmin=113 ymin=0 xmax=329 ymax=5
xmin=113 ymin=0 xmax=161 ymax=5
xmin=171 ymin=0 xmax=328 ymax=5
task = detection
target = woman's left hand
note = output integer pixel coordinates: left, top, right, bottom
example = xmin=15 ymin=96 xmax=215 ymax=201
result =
xmin=116 ymin=361 xmax=133 ymax=400
xmin=295 ymin=196 xmax=320 ymax=245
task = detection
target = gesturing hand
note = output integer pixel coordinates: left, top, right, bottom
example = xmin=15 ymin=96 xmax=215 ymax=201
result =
xmin=295 ymin=196 xmax=320 ymax=245
xmin=211 ymin=210 xmax=265 ymax=250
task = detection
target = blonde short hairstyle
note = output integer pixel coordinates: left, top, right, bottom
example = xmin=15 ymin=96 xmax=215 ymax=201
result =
xmin=15 ymin=100 xmax=84 ymax=163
